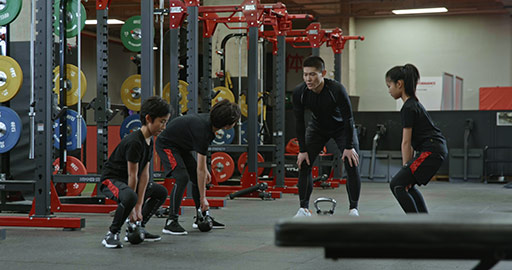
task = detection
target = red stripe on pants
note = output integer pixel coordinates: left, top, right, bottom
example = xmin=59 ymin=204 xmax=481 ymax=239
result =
xmin=164 ymin=149 xmax=177 ymax=170
xmin=102 ymin=179 xmax=119 ymax=199
xmin=410 ymin=152 xmax=432 ymax=174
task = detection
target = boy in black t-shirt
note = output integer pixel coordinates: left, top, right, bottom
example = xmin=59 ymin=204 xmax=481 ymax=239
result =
xmin=100 ymin=96 xmax=171 ymax=248
xmin=386 ymin=64 xmax=448 ymax=213
xmin=156 ymin=99 xmax=241 ymax=235
xmin=292 ymin=56 xmax=361 ymax=217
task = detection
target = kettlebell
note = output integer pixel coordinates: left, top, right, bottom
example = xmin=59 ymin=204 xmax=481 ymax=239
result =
xmin=313 ymin=197 xmax=337 ymax=216
xmin=196 ymin=209 xmax=213 ymax=232
xmin=126 ymin=220 xmax=145 ymax=244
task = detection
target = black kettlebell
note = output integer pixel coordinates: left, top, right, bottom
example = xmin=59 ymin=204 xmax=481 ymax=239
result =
xmin=126 ymin=220 xmax=145 ymax=244
xmin=196 ymin=209 xmax=213 ymax=232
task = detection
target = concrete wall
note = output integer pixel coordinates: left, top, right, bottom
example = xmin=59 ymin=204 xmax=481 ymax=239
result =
xmin=355 ymin=14 xmax=512 ymax=111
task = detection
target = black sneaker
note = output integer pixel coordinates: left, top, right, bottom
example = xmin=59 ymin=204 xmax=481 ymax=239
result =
xmin=102 ymin=231 xmax=123 ymax=248
xmin=162 ymin=219 xmax=188 ymax=235
xmin=193 ymin=216 xmax=225 ymax=229
xmin=141 ymin=227 xmax=161 ymax=242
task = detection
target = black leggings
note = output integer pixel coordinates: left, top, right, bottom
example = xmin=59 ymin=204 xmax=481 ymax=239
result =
xmin=298 ymin=126 xmax=361 ymax=209
xmin=100 ymin=180 xmax=168 ymax=233
xmin=389 ymin=151 xmax=445 ymax=213
xmin=155 ymin=145 xmax=201 ymax=221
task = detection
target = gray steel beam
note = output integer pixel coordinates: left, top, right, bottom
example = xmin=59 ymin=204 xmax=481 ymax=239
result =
xmin=95 ymin=8 xmax=109 ymax=174
xmin=334 ymin=52 xmax=342 ymax=83
xmin=141 ymin=0 xmax=154 ymax=102
xmin=247 ymin=27 xmax=258 ymax=173
xmin=186 ymin=6 xmax=199 ymax=113
xmin=169 ymin=28 xmax=180 ymax=118
xmin=332 ymin=52 xmax=343 ymax=179
xmin=33 ymin=0 xmax=53 ymax=217
xmin=312 ymin=47 xmax=320 ymax=57
xmin=201 ymin=37 xmax=212 ymax=112
xmin=273 ymin=35 xmax=286 ymax=187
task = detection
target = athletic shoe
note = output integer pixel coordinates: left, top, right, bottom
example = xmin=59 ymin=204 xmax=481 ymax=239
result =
xmin=348 ymin=208 xmax=359 ymax=217
xmin=192 ymin=216 xmax=226 ymax=229
xmin=102 ymin=231 xmax=123 ymax=248
xmin=162 ymin=219 xmax=188 ymax=235
xmin=140 ymin=227 xmax=162 ymax=242
xmin=294 ymin=208 xmax=312 ymax=217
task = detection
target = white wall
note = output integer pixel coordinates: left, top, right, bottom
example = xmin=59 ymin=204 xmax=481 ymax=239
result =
xmin=355 ymin=14 xmax=512 ymax=111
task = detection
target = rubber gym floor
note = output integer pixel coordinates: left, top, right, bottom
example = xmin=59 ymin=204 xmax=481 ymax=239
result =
xmin=1 ymin=181 xmax=512 ymax=270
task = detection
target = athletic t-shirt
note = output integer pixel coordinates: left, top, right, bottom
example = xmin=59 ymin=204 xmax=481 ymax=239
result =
xmin=101 ymin=130 xmax=153 ymax=182
xmin=401 ymin=98 xmax=446 ymax=152
xmin=156 ymin=114 xmax=215 ymax=155
xmin=292 ymin=78 xmax=355 ymax=152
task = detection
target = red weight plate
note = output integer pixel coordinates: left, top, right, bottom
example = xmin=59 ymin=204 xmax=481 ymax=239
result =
xmin=211 ymin=152 xmax=235 ymax=183
xmin=237 ymin=152 xmax=264 ymax=176
xmin=53 ymin=156 xmax=88 ymax=196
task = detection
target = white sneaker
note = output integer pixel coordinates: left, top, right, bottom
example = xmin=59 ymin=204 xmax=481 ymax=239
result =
xmin=294 ymin=208 xmax=312 ymax=218
xmin=348 ymin=208 xmax=359 ymax=216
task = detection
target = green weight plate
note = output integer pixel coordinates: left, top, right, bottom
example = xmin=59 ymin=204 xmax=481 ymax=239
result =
xmin=0 ymin=0 xmax=22 ymax=26
xmin=53 ymin=0 xmax=86 ymax=38
xmin=121 ymin=16 xmax=142 ymax=52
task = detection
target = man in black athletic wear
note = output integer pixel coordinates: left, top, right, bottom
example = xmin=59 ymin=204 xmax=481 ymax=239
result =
xmin=292 ymin=56 xmax=361 ymax=217
xmin=100 ymin=96 xmax=171 ymax=248
xmin=156 ymin=99 xmax=241 ymax=235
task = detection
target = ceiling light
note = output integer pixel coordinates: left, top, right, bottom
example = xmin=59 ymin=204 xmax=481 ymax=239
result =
xmin=85 ymin=19 xmax=125 ymax=25
xmin=392 ymin=7 xmax=448 ymax=15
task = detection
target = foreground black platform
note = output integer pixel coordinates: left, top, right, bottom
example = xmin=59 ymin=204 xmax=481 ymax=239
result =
xmin=275 ymin=214 xmax=512 ymax=270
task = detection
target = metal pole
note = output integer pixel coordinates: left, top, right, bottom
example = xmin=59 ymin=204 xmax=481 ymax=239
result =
xmin=141 ymin=0 xmax=154 ymax=103
xmin=202 ymin=37 xmax=212 ymax=112
xmin=33 ymin=0 xmax=54 ymax=217
xmin=332 ymin=52 xmax=343 ymax=180
xmin=28 ymin=0 xmax=36 ymax=159
xmin=58 ymin=0 xmax=68 ymax=173
xmin=186 ymin=5 xmax=199 ymax=113
xmin=274 ymin=35 xmax=286 ymax=187
xmin=312 ymin=47 xmax=320 ymax=57
xmin=169 ymin=28 xmax=179 ymax=118
xmin=247 ymin=26 xmax=258 ymax=174
xmin=159 ymin=0 xmax=165 ymax=97
xmin=76 ymin=0 xmax=82 ymax=149
xmin=96 ymin=7 xmax=109 ymax=174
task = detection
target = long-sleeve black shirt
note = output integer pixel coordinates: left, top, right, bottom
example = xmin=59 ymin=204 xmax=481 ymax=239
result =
xmin=292 ymin=79 xmax=355 ymax=152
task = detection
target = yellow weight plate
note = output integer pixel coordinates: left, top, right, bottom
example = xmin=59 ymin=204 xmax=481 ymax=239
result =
xmin=163 ymin=80 xmax=189 ymax=113
xmin=120 ymin=74 xmax=142 ymax=111
xmin=52 ymin=64 xmax=87 ymax=106
xmin=211 ymin=86 xmax=235 ymax=107
xmin=0 ymin=56 xmax=23 ymax=103
xmin=240 ymin=92 xmax=263 ymax=117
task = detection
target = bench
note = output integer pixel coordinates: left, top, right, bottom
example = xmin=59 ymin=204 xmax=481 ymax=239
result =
xmin=275 ymin=214 xmax=512 ymax=270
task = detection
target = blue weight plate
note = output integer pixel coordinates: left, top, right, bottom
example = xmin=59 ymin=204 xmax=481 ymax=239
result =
xmin=53 ymin=109 xmax=87 ymax=150
xmin=0 ymin=106 xmax=22 ymax=153
xmin=212 ymin=127 xmax=234 ymax=145
xmin=120 ymin=114 xmax=142 ymax=139
xmin=241 ymin=121 xmax=261 ymax=144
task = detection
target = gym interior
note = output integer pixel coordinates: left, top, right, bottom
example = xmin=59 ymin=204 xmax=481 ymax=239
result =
xmin=1 ymin=0 xmax=512 ymax=269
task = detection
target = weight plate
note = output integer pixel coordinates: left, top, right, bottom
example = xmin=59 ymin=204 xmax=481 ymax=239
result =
xmin=120 ymin=114 xmax=142 ymax=139
xmin=121 ymin=74 xmax=142 ymax=111
xmin=53 ymin=64 xmax=87 ymax=106
xmin=53 ymin=156 xmax=88 ymax=196
xmin=0 ymin=0 xmax=22 ymax=26
xmin=241 ymin=121 xmax=262 ymax=145
xmin=211 ymin=152 xmax=234 ymax=183
xmin=240 ymin=92 xmax=263 ymax=117
xmin=237 ymin=152 xmax=265 ymax=176
xmin=212 ymin=127 xmax=234 ymax=145
xmin=121 ymin=16 xmax=142 ymax=52
xmin=0 ymin=106 xmax=22 ymax=153
xmin=163 ymin=80 xmax=189 ymax=114
xmin=53 ymin=0 xmax=86 ymax=38
xmin=53 ymin=109 xmax=87 ymax=150
xmin=211 ymin=86 xmax=235 ymax=107
xmin=0 ymin=56 xmax=23 ymax=103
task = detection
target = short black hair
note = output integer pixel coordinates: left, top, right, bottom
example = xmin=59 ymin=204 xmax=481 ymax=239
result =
xmin=210 ymin=99 xmax=241 ymax=129
xmin=140 ymin=96 xmax=172 ymax=125
xmin=303 ymin=56 xmax=325 ymax=72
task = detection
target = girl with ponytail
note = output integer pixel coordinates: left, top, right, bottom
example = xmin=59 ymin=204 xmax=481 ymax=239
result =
xmin=385 ymin=64 xmax=447 ymax=214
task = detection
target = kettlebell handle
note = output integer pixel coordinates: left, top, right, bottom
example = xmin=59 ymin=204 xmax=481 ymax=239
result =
xmin=313 ymin=197 xmax=337 ymax=215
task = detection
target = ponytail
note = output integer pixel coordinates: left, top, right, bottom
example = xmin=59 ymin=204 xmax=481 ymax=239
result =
xmin=385 ymin=64 xmax=420 ymax=100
